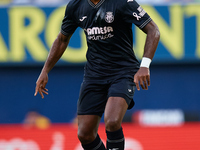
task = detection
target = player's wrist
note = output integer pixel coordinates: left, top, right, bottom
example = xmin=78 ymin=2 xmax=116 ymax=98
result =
xmin=140 ymin=57 xmax=151 ymax=68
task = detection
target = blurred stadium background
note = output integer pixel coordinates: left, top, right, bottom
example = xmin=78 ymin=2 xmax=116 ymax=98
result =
xmin=0 ymin=0 xmax=200 ymax=149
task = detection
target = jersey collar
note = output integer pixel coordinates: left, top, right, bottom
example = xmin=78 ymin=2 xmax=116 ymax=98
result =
xmin=87 ymin=0 xmax=105 ymax=8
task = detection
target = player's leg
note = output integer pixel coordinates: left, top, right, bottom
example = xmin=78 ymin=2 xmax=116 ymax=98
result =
xmin=77 ymin=115 xmax=106 ymax=150
xmin=104 ymin=77 xmax=136 ymax=150
xmin=77 ymin=79 xmax=109 ymax=150
xmin=104 ymin=97 xmax=128 ymax=150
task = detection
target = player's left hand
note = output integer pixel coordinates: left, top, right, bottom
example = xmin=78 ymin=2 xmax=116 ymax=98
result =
xmin=134 ymin=67 xmax=150 ymax=90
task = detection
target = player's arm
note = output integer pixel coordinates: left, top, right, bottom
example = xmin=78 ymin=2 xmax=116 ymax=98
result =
xmin=34 ymin=32 xmax=72 ymax=98
xmin=134 ymin=20 xmax=160 ymax=90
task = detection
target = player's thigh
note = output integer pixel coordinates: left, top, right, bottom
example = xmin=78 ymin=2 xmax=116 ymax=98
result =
xmin=108 ymin=77 xmax=136 ymax=109
xmin=77 ymin=79 xmax=109 ymax=117
xmin=77 ymin=115 xmax=101 ymax=140
xmin=104 ymin=97 xmax=128 ymax=131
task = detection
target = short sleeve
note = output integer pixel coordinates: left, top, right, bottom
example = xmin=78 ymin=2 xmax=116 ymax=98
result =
xmin=61 ymin=4 xmax=78 ymax=35
xmin=121 ymin=0 xmax=152 ymax=29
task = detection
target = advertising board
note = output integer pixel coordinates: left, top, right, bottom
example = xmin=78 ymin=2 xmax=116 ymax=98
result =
xmin=0 ymin=4 xmax=200 ymax=65
xmin=0 ymin=123 xmax=199 ymax=150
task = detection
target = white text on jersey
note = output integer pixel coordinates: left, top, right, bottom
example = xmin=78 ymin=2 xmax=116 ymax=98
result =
xmin=85 ymin=26 xmax=114 ymax=40
xmin=86 ymin=26 xmax=113 ymax=35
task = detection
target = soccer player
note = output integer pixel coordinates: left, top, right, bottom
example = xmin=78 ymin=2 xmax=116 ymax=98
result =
xmin=34 ymin=0 xmax=160 ymax=150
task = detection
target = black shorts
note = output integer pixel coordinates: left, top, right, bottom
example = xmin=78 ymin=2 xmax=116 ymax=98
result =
xmin=77 ymin=77 xmax=136 ymax=117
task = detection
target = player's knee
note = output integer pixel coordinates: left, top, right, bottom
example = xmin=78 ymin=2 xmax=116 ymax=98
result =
xmin=105 ymin=118 xmax=121 ymax=131
xmin=77 ymin=130 xmax=95 ymax=144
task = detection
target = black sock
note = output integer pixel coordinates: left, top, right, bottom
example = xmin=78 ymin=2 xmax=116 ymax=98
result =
xmin=106 ymin=127 xmax=125 ymax=150
xmin=81 ymin=134 xmax=106 ymax=150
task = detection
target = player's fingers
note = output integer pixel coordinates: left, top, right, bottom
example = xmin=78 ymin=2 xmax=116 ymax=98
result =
xmin=39 ymin=90 xmax=44 ymax=98
xmin=139 ymin=78 xmax=145 ymax=89
xmin=34 ymin=83 xmax=40 ymax=96
xmin=143 ymin=80 xmax=148 ymax=90
xmin=38 ymin=88 xmax=44 ymax=99
xmin=34 ymin=89 xmax=38 ymax=96
xmin=134 ymin=77 xmax=140 ymax=91
xmin=42 ymin=89 xmax=48 ymax=95
xmin=42 ymin=81 xmax=48 ymax=89
xmin=142 ymin=75 xmax=148 ymax=90
xmin=41 ymin=84 xmax=48 ymax=91
xmin=147 ymin=75 xmax=150 ymax=86
xmin=136 ymin=82 xmax=140 ymax=91
xmin=44 ymin=88 xmax=48 ymax=91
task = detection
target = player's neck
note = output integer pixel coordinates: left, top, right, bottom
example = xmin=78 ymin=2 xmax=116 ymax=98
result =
xmin=90 ymin=0 xmax=101 ymax=5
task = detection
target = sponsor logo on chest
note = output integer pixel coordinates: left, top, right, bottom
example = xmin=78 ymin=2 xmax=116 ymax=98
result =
xmin=81 ymin=11 xmax=115 ymax=40
xmin=84 ymin=26 xmax=114 ymax=40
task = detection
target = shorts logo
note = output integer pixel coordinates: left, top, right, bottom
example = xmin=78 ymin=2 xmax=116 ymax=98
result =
xmin=128 ymin=89 xmax=132 ymax=92
xmin=105 ymin=12 xmax=114 ymax=23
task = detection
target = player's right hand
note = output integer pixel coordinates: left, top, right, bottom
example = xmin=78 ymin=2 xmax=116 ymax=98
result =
xmin=34 ymin=72 xmax=49 ymax=99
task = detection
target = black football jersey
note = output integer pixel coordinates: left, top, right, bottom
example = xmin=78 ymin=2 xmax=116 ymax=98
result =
xmin=61 ymin=0 xmax=152 ymax=79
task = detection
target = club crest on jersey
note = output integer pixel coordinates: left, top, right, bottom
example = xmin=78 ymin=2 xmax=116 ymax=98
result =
xmin=105 ymin=12 xmax=114 ymax=23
